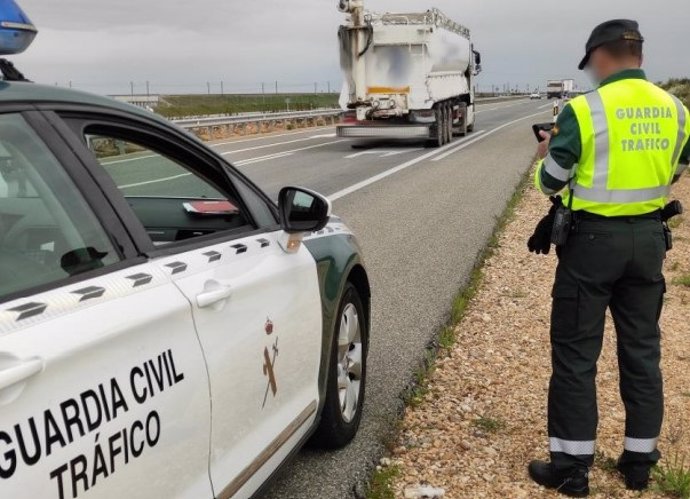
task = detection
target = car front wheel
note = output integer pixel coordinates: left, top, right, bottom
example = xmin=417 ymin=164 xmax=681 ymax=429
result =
xmin=311 ymin=283 xmax=368 ymax=449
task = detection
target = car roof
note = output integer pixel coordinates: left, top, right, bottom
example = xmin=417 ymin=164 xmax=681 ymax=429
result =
xmin=0 ymin=80 xmax=169 ymax=125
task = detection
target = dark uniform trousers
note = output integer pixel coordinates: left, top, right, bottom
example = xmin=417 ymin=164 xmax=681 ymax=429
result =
xmin=548 ymin=214 xmax=665 ymax=471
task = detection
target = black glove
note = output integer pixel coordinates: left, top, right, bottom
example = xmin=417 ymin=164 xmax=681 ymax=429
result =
xmin=661 ymin=200 xmax=684 ymax=223
xmin=528 ymin=196 xmax=562 ymax=255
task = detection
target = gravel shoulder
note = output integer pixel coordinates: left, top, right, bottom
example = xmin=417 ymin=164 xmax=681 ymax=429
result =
xmin=389 ymin=171 xmax=690 ymax=499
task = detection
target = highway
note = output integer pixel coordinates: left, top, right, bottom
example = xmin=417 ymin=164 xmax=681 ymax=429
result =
xmin=224 ymin=98 xmax=553 ymax=499
xmin=105 ymin=98 xmax=554 ymax=498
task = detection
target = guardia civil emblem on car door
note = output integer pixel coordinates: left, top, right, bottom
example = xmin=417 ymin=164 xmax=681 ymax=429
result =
xmin=262 ymin=318 xmax=279 ymax=409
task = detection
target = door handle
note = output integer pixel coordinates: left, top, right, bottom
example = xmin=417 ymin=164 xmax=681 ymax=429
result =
xmin=197 ymin=284 xmax=233 ymax=308
xmin=0 ymin=358 xmax=44 ymax=392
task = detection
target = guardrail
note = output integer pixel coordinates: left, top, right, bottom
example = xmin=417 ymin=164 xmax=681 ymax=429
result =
xmin=173 ymin=109 xmax=342 ymax=130
xmin=172 ymin=96 xmax=529 ymax=131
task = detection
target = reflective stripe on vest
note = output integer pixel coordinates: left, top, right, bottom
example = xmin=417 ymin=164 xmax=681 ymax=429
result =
xmin=566 ymin=80 xmax=688 ymax=215
xmin=670 ymin=95 xmax=688 ymax=167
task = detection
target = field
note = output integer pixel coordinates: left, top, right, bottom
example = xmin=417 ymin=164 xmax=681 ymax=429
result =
xmin=660 ymin=78 xmax=690 ymax=108
xmin=156 ymin=92 xmax=340 ymax=118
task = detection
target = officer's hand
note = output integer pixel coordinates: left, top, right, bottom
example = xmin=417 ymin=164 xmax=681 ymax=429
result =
xmin=537 ymin=130 xmax=551 ymax=159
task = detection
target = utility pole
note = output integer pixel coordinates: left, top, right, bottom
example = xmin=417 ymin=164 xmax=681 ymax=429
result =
xmin=328 ymin=81 xmax=331 ymax=94
xmin=146 ymin=80 xmax=150 ymax=96
xmin=220 ymin=81 xmax=224 ymax=96
xmin=130 ymin=81 xmax=134 ymax=96
xmin=275 ymin=80 xmax=278 ymax=95
xmin=314 ymin=82 xmax=318 ymax=94
xmin=68 ymin=80 xmax=72 ymax=89
xmin=207 ymin=82 xmax=211 ymax=95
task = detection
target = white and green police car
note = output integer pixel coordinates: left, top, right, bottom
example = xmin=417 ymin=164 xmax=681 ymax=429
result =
xmin=0 ymin=4 xmax=371 ymax=498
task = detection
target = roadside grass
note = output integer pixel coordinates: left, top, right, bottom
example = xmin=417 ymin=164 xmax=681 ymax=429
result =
xmin=672 ymin=274 xmax=690 ymax=288
xmin=367 ymin=463 xmax=401 ymax=499
xmin=472 ymin=416 xmax=507 ymax=434
xmin=156 ymin=93 xmax=340 ymax=118
xmin=653 ymin=452 xmax=690 ymax=499
xmin=369 ymin=166 xmax=535 ymax=499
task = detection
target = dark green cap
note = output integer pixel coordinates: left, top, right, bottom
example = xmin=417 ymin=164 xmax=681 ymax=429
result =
xmin=578 ymin=19 xmax=644 ymax=70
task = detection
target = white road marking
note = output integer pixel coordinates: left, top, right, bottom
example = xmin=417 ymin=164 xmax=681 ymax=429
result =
xmin=328 ymin=106 xmax=550 ymax=201
xmin=220 ymin=134 xmax=338 ymax=155
xmin=119 ymin=173 xmax=192 ymax=189
xmin=328 ymin=132 xmax=485 ymax=201
xmin=432 ymin=110 xmax=548 ymax=161
xmin=234 ymin=140 xmax=348 ymax=166
xmin=102 ymin=154 xmax=156 ymax=166
xmin=538 ymin=102 xmax=555 ymax=109
xmin=345 ymin=148 xmax=424 ymax=159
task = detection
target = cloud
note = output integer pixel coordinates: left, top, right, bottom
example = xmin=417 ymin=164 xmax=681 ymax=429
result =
xmin=11 ymin=0 xmax=689 ymax=95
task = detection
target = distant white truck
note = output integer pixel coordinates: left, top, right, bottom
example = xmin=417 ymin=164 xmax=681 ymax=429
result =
xmin=547 ymin=79 xmax=575 ymax=99
xmin=335 ymin=0 xmax=482 ymax=147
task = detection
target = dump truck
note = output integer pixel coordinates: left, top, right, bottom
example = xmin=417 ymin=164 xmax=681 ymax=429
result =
xmin=336 ymin=0 xmax=482 ymax=147
xmin=547 ymin=79 xmax=575 ymax=99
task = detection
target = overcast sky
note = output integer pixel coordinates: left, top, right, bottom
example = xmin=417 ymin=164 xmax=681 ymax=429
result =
xmin=13 ymin=0 xmax=690 ymax=96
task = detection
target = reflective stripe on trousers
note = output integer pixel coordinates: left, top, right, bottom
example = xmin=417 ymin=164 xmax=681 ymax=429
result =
xmin=624 ymin=437 xmax=659 ymax=454
xmin=550 ymin=438 xmax=596 ymax=456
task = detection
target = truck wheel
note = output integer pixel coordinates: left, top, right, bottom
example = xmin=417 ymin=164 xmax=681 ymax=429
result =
xmin=310 ymin=283 xmax=368 ymax=449
xmin=444 ymin=104 xmax=453 ymax=144
xmin=427 ymin=107 xmax=445 ymax=148
xmin=456 ymin=102 xmax=468 ymax=137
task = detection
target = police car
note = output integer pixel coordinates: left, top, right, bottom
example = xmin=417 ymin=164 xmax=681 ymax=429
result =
xmin=0 ymin=3 xmax=371 ymax=498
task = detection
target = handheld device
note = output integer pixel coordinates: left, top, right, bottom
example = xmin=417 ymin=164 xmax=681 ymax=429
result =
xmin=532 ymin=123 xmax=555 ymax=142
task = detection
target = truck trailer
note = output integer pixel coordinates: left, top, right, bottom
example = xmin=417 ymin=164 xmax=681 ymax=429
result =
xmin=547 ymin=79 xmax=575 ymax=99
xmin=336 ymin=0 xmax=481 ymax=147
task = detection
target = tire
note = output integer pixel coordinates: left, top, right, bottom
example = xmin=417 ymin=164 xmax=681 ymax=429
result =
xmin=310 ymin=283 xmax=368 ymax=449
xmin=444 ymin=104 xmax=453 ymax=144
xmin=456 ymin=102 xmax=468 ymax=137
xmin=427 ymin=106 xmax=445 ymax=148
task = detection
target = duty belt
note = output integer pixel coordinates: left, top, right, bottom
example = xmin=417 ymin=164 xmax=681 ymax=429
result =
xmin=574 ymin=210 xmax=662 ymax=222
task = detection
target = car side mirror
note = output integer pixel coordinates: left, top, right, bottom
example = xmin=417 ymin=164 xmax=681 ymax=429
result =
xmin=278 ymin=187 xmax=332 ymax=234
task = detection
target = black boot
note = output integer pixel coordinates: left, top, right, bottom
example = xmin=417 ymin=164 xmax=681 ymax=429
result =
xmin=528 ymin=460 xmax=590 ymax=497
xmin=616 ymin=461 xmax=650 ymax=491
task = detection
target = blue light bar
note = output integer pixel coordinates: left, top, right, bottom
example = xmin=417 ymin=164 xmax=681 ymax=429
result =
xmin=0 ymin=0 xmax=37 ymax=56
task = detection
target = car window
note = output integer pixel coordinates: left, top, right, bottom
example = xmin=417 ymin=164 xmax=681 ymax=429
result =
xmin=83 ymin=132 xmax=251 ymax=246
xmin=0 ymin=114 xmax=121 ymax=300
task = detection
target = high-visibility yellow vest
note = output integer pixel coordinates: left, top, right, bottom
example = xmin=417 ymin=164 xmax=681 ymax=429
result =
xmin=564 ymin=79 xmax=690 ymax=216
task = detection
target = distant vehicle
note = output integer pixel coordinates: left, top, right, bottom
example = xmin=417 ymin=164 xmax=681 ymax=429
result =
xmin=336 ymin=0 xmax=482 ymax=147
xmin=547 ymin=79 xmax=575 ymax=99
xmin=0 ymin=3 xmax=371 ymax=498
xmin=530 ymin=92 xmax=543 ymax=100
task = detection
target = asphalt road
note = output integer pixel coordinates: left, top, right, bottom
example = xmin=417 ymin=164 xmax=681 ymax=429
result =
xmin=102 ymin=98 xmax=554 ymax=498
xmin=223 ymin=99 xmax=554 ymax=499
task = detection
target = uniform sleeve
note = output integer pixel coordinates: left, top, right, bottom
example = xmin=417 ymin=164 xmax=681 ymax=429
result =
xmin=535 ymin=104 xmax=582 ymax=195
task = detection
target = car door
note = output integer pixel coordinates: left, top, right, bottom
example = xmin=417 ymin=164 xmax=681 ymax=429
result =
xmin=0 ymin=111 xmax=213 ymax=499
xmin=57 ymin=113 xmax=324 ymax=499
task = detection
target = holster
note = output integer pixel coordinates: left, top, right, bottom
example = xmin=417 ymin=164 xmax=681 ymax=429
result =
xmin=551 ymin=206 xmax=573 ymax=247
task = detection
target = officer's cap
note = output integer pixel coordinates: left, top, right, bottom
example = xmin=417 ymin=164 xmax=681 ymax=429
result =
xmin=578 ymin=19 xmax=644 ymax=70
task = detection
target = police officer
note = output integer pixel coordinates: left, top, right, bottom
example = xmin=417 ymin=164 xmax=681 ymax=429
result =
xmin=528 ymin=20 xmax=690 ymax=497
